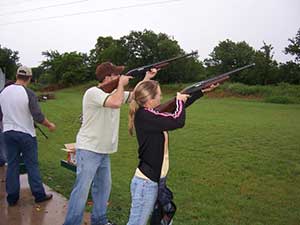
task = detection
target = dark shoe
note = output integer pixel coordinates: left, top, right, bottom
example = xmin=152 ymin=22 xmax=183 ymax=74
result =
xmin=35 ymin=193 xmax=53 ymax=203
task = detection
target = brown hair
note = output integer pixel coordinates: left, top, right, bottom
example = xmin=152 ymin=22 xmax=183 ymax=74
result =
xmin=16 ymin=74 xmax=31 ymax=82
xmin=128 ymin=80 xmax=159 ymax=136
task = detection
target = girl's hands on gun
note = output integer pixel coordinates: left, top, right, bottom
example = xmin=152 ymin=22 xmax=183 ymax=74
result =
xmin=176 ymin=92 xmax=190 ymax=103
xmin=202 ymin=83 xmax=220 ymax=93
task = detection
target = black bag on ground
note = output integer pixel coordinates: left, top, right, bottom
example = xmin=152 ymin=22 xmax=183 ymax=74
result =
xmin=150 ymin=177 xmax=176 ymax=225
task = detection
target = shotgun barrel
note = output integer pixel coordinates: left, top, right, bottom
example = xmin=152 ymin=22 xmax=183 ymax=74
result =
xmin=155 ymin=63 xmax=255 ymax=112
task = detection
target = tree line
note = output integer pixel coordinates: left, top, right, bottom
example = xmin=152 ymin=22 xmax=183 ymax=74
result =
xmin=1 ymin=28 xmax=300 ymax=87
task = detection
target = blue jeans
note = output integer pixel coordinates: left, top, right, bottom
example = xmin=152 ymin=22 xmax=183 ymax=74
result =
xmin=127 ymin=176 xmax=158 ymax=225
xmin=4 ymin=131 xmax=46 ymax=204
xmin=0 ymin=128 xmax=6 ymax=165
xmin=63 ymin=149 xmax=112 ymax=225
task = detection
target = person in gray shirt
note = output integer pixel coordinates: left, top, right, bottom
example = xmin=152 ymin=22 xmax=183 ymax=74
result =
xmin=0 ymin=66 xmax=56 ymax=206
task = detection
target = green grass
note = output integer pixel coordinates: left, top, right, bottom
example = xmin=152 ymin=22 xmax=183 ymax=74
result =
xmin=36 ymin=84 xmax=300 ymax=225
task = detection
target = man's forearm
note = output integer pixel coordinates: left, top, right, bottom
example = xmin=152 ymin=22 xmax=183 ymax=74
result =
xmin=106 ymin=83 xmax=125 ymax=108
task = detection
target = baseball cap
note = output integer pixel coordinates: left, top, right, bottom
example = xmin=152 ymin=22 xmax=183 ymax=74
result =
xmin=17 ymin=66 xmax=32 ymax=76
xmin=95 ymin=62 xmax=125 ymax=81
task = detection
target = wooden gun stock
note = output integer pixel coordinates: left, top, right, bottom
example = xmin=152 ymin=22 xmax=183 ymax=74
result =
xmin=99 ymin=77 xmax=120 ymax=93
xmin=155 ymin=97 xmax=177 ymax=113
xmin=155 ymin=63 xmax=255 ymax=113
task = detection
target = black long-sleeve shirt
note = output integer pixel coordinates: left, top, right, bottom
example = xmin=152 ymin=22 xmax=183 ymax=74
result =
xmin=134 ymin=99 xmax=186 ymax=182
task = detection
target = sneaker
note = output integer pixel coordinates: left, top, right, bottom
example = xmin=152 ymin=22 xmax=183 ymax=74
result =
xmin=35 ymin=193 xmax=53 ymax=203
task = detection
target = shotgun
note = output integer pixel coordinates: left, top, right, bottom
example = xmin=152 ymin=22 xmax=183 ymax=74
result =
xmin=155 ymin=63 xmax=255 ymax=113
xmin=99 ymin=51 xmax=198 ymax=93
xmin=34 ymin=123 xmax=48 ymax=139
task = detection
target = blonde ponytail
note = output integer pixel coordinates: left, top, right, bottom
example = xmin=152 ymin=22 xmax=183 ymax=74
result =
xmin=128 ymin=99 xmax=139 ymax=136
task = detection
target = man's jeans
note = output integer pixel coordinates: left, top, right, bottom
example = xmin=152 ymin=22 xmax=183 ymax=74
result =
xmin=0 ymin=128 xmax=6 ymax=165
xmin=63 ymin=149 xmax=112 ymax=225
xmin=4 ymin=131 xmax=46 ymax=204
xmin=127 ymin=176 xmax=158 ymax=225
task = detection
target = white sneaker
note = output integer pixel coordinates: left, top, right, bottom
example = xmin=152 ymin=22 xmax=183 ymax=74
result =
xmin=104 ymin=222 xmax=117 ymax=225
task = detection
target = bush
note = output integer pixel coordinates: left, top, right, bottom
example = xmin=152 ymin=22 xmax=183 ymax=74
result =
xmin=39 ymin=73 xmax=56 ymax=85
xmin=264 ymin=96 xmax=294 ymax=104
xmin=222 ymin=83 xmax=272 ymax=96
xmin=28 ymin=83 xmax=46 ymax=92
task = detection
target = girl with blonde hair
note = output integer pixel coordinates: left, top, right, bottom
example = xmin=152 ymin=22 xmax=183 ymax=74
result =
xmin=127 ymin=76 xmax=189 ymax=225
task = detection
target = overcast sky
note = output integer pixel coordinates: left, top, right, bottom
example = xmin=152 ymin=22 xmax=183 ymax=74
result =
xmin=0 ymin=0 xmax=299 ymax=67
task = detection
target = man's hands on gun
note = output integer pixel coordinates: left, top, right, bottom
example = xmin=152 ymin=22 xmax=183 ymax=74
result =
xmin=119 ymin=68 xmax=157 ymax=89
xmin=144 ymin=68 xmax=159 ymax=80
xmin=132 ymin=68 xmax=158 ymax=92
xmin=118 ymin=75 xmax=133 ymax=87
xmin=130 ymin=68 xmax=159 ymax=103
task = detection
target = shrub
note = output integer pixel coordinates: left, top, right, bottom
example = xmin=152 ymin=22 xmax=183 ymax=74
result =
xmin=264 ymin=96 xmax=294 ymax=104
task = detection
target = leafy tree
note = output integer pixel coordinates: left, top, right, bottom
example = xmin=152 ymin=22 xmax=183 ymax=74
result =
xmin=40 ymin=50 xmax=89 ymax=85
xmin=204 ymin=39 xmax=256 ymax=83
xmin=90 ymin=30 xmax=204 ymax=83
xmin=120 ymin=30 xmax=181 ymax=68
xmin=204 ymin=39 xmax=255 ymax=67
xmin=278 ymin=61 xmax=300 ymax=84
xmin=89 ymin=36 xmax=127 ymax=80
xmin=284 ymin=28 xmax=300 ymax=62
xmin=31 ymin=66 xmax=45 ymax=83
xmin=204 ymin=40 xmax=284 ymax=85
xmin=120 ymin=30 xmax=203 ymax=83
xmin=0 ymin=45 xmax=19 ymax=80
xmin=251 ymin=42 xmax=279 ymax=85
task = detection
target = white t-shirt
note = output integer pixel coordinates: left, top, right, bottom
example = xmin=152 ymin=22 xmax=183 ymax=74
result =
xmin=76 ymin=86 xmax=130 ymax=154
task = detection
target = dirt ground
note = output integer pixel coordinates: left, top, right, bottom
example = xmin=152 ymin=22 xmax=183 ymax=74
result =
xmin=0 ymin=166 xmax=90 ymax=225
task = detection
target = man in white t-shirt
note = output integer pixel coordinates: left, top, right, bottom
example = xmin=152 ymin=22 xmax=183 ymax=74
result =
xmin=63 ymin=62 xmax=156 ymax=225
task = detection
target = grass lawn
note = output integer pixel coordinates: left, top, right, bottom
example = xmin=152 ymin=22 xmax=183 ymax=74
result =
xmin=37 ymin=84 xmax=300 ymax=225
